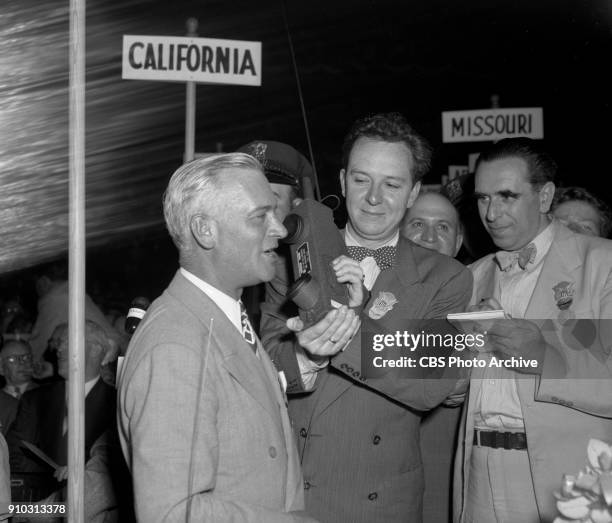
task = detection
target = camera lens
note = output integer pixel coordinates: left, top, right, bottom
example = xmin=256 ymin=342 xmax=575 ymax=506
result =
xmin=282 ymin=214 xmax=304 ymax=244
xmin=287 ymin=274 xmax=319 ymax=310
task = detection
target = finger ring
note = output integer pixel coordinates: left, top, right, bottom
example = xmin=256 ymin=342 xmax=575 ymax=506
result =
xmin=329 ymin=338 xmax=337 ymax=344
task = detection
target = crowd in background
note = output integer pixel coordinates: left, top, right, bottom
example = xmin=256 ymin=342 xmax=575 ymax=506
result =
xmin=0 ymin=115 xmax=611 ymax=522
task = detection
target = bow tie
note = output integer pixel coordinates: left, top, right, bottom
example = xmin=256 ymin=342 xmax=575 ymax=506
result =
xmin=495 ymin=243 xmax=537 ymax=272
xmin=347 ymin=245 xmax=396 ymax=270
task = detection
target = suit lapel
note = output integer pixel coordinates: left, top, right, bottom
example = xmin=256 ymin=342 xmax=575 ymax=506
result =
xmin=364 ymin=238 xmax=428 ymax=320
xmin=40 ymin=382 xmax=67 ymax=465
xmin=312 ymin=239 xmax=423 ymax=420
xmin=84 ymin=379 xmax=114 ymax=457
xmin=167 ymin=272 xmax=282 ymax=427
xmin=310 ymin=369 xmax=352 ymax=421
xmin=220 ymin=330 xmax=284 ymax=428
xmin=526 ymin=222 xmax=582 ymax=318
xmin=472 ymin=258 xmax=498 ymax=304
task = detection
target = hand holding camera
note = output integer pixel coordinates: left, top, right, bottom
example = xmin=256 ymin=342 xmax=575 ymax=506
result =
xmin=287 ymin=305 xmax=360 ymax=358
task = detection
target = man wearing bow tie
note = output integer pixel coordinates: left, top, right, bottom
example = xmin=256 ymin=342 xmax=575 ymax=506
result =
xmin=261 ymin=113 xmax=473 ymax=523
xmin=453 ymin=138 xmax=612 ymax=523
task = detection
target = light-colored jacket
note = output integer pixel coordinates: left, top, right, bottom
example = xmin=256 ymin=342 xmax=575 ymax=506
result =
xmin=454 ymin=221 xmax=612 ymax=522
xmin=118 ymin=271 xmax=314 ymax=522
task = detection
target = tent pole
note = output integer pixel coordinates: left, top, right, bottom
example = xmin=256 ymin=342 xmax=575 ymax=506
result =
xmin=68 ymin=0 xmax=86 ymax=520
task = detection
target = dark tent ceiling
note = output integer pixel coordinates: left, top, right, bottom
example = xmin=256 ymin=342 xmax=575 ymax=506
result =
xmin=2 ymin=0 xmax=611 ymax=273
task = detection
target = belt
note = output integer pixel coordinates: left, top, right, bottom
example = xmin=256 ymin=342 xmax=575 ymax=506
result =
xmin=473 ymin=429 xmax=527 ymax=450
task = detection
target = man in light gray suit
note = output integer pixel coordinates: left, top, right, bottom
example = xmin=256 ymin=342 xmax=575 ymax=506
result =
xmin=117 ymin=154 xmax=346 ymax=522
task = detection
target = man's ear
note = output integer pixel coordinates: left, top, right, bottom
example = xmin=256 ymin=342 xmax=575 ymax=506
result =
xmin=339 ymin=169 xmax=346 ymax=198
xmin=454 ymin=229 xmax=464 ymax=258
xmin=407 ymin=181 xmax=422 ymax=208
xmin=190 ymin=215 xmax=217 ymax=250
xmin=538 ymin=182 xmax=556 ymax=213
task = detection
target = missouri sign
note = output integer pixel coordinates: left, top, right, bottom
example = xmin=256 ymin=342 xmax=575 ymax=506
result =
xmin=442 ymin=107 xmax=543 ymax=143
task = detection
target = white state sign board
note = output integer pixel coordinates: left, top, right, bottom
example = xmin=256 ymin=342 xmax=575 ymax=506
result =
xmin=442 ymin=108 xmax=543 ymax=143
xmin=122 ymin=35 xmax=261 ymax=86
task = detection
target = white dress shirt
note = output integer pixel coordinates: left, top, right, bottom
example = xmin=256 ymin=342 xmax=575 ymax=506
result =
xmin=344 ymin=228 xmax=399 ymax=291
xmin=2 ymin=382 xmax=29 ymax=399
xmin=180 ymin=268 xmax=242 ymax=331
xmin=474 ymin=222 xmax=554 ymax=430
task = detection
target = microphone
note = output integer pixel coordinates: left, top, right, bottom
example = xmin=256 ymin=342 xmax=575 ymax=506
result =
xmin=125 ymin=297 xmax=150 ymax=336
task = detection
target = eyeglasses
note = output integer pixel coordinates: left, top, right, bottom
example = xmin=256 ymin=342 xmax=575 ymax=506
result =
xmin=3 ymin=354 xmax=33 ymax=365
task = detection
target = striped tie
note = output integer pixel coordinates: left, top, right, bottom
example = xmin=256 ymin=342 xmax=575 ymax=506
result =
xmin=239 ymin=301 xmax=257 ymax=352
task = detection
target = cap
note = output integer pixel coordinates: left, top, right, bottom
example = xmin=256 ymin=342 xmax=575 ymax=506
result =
xmin=236 ymin=140 xmax=313 ymax=188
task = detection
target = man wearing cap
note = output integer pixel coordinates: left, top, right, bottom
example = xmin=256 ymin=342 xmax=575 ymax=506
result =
xmin=237 ymin=141 xmax=310 ymax=326
xmin=260 ymin=113 xmax=473 ymax=523
xmin=237 ymin=141 xmax=310 ymax=221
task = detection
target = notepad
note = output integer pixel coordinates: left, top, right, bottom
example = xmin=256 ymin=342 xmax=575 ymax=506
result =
xmin=447 ymin=310 xmax=506 ymax=321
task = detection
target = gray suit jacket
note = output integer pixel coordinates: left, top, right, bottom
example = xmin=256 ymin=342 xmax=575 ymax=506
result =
xmin=118 ymin=271 xmax=315 ymax=522
xmin=263 ymin=238 xmax=473 ymax=523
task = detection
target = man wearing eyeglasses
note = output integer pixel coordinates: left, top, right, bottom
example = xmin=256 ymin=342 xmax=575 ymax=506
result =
xmin=0 ymin=340 xmax=37 ymax=434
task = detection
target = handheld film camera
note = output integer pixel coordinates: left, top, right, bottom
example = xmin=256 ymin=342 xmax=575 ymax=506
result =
xmin=282 ymin=199 xmax=349 ymax=327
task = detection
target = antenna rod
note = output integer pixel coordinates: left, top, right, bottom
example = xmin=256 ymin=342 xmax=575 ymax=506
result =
xmin=281 ymin=0 xmax=321 ymax=201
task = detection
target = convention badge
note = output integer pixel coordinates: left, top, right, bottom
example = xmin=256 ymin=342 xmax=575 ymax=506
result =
xmin=553 ymin=281 xmax=575 ymax=311
xmin=367 ymin=291 xmax=398 ymax=320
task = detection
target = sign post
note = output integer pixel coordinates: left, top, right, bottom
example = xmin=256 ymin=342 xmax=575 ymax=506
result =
xmin=184 ymin=19 xmax=198 ymax=163
xmin=68 ymin=0 xmax=86 ymax=521
xmin=122 ymin=27 xmax=262 ymax=162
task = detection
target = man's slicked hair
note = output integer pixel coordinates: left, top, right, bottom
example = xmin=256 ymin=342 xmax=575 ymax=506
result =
xmin=163 ymin=153 xmax=263 ymax=250
xmin=475 ymin=137 xmax=557 ymax=188
xmin=341 ymin=112 xmax=432 ymax=182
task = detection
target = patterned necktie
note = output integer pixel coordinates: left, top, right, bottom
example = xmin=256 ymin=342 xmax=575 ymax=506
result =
xmin=239 ymin=301 xmax=257 ymax=352
xmin=495 ymin=242 xmax=537 ymax=272
xmin=347 ymin=245 xmax=396 ymax=270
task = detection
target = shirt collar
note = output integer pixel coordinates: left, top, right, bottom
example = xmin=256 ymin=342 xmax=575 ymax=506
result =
xmin=525 ymin=220 xmax=554 ymax=271
xmin=3 ymin=384 xmax=24 ymax=398
xmin=180 ymin=268 xmax=242 ymax=333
